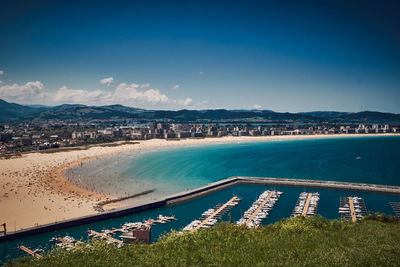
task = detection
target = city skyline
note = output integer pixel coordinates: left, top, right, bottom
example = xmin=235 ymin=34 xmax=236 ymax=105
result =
xmin=1 ymin=0 xmax=399 ymax=112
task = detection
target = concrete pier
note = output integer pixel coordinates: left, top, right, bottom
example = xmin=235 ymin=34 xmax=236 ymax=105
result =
xmin=234 ymin=177 xmax=400 ymax=195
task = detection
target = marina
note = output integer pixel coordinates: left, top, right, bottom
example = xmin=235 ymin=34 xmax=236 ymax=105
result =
xmin=389 ymin=202 xmax=400 ymax=218
xmin=1 ymin=183 xmax=400 ymax=263
xmin=291 ymin=192 xmax=320 ymax=217
xmin=2 ymin=176 xmax=400 ymax=244
xmin=236 ymin=190 xmax=282 ymax=227
xmin=339 ymin=197 xmax=367 ymax=222
xmin=183 ymin=196 xmax=241 ymax=232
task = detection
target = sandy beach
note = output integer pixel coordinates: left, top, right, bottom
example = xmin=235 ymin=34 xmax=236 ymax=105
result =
xmin=0 ymin=133 xmax=398 ymax=232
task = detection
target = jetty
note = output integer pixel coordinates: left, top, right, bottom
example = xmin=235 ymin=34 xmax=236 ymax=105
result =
xmin=107 ymin=215 xmax=177 ymax=235
xmin=57 ymin=237 xmax=75 ymax=247
xmin=49 ymin=235 xmax=83 ymax=250
xmin=292 ymin=192 xmax=320 ymax=217
xmin=339 ymin=196 xmax=367 ymax=221
xmin=236 ymin=190 xmax=282 ymax=227
xmin=183 ymin=196 xmax=241 ymax=232
xmin=94 ymin=189 xmax=155 ymax=212
xmin=389 ymin=202 xmax=400 ymax=218
xmin=87 ymin=214 xmax=176 ymax=247
xmin=18 ymin=245 xmax=42 ymax=259
xmin=88 ymin=230 xmax=123 ymax=246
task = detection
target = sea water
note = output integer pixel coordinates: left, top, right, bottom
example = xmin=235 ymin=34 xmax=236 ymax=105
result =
xmin=1 ymin=136 xmax=400 ymax=263
xmin=66 ymin=136 xmax=400 ymax=201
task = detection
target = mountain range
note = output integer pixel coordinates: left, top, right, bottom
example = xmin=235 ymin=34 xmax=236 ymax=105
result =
xmin=1 ymin=99 xmax=399 ymax=123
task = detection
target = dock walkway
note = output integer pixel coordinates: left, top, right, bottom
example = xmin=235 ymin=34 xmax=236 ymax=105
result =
xmin=191 ymin=196 xmax=240 ymax=232
xmin=292 ymin=192 xmax=319 ymax=217
xmin=245 ymin=191 xmax=275 ymax=225
xmin=57 ymin=237 xmax=75 ymax=247
xmin=236 ymin=190 xmax=282 ymax=227
xmin=89 ymin=230 xmax=123 ymax=245
xmin=301 ymin=193 xmax=312 ymax=217
xmin=339 ymin=196 xmax=367 ymax=221
xmin=18 ymin=245 xmax=41 ymax=259
xmin=348 ymin=197 xmax=357 ymax=222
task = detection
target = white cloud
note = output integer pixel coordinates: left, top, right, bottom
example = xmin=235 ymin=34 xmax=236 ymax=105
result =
xmin=0 ymin=70 xmax=4 ymax=75
xmin=199 ymin=72 xmax=204 ymax=75
xmin=253 ymin=104 xmax=262 ymax=109
xmin=170 ymin=84 xmax=180 ymax=90
xmin=176 ymin=98 xmax=193 ymax=106
xmin=0 ymin=81 xmax=45 ymax=103
xmin=0 ymin=79 xmax=193 ymax=108
xmin=141 ymin=83 xmax=151 ymax=88
xmin=114 ymin=83 xmax=169 ymax=104
xmin=0 ymin=80 xmax=3 ymax=84
xmin=99 ymin=77 xmax=114 ymax=86
xmin=53 ymin=86 xmax=112 ymax=104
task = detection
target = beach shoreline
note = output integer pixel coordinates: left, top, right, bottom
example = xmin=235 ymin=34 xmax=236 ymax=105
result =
xmin=0 ymin=133 xmax=398 ymax=231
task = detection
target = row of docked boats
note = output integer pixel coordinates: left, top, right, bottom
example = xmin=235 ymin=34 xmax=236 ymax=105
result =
xmin=390 ymin=202 xmax=400 ymax=218
xmin=49 ymin=235 xmax=83 ymax=250
xmin=183 ymin=196 xmax=241 ymax=231
xmin=291 ymin=192 xmax=320 ymax=217
xmin=339 ymin=196 xmax=367 ymax=221
xmin=236 ymin=190 xmax=282 ymax=228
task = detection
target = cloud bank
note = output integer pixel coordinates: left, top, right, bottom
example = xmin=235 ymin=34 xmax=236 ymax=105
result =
xmin=0 ymin=78 xmax=194 ymax=109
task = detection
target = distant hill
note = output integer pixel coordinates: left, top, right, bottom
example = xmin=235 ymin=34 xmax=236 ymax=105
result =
xmin=0 ymin=99 xmax=399 ymax=123
xmin=0 ymin=99 xmax=43 ymax=121
xmin=300 ymin=111 xmax=351 ymax=118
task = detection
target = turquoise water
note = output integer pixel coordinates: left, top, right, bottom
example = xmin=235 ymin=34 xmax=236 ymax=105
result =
xmin=2 ymin=136 xmax=400 ymax=263
xmin=66 ymin=136 xmax=400 ymax=201
xmin=120 ymin=136 xmax=400 ymax=200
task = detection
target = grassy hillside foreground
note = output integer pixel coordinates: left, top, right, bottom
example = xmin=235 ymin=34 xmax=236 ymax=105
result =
xmin=12 ymin=215 xmax=400 ymax=266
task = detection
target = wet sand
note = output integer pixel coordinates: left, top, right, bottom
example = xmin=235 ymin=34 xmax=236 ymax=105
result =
xmin=0 ymin=133 xmax=397 ymax=231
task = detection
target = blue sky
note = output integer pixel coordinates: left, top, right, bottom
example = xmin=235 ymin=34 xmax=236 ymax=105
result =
xmin=0 ymin=0 xmax=399 ymax=112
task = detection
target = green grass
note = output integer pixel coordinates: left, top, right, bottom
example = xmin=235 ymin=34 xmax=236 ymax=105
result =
xmin=12 ymin=216 xmax=400 ymax=266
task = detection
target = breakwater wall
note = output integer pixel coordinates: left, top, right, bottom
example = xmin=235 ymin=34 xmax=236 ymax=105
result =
xmin=235 ymin=177 xmax=400 ymax=195
xmin=1 ymin=176 xmax=400 ymax=242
